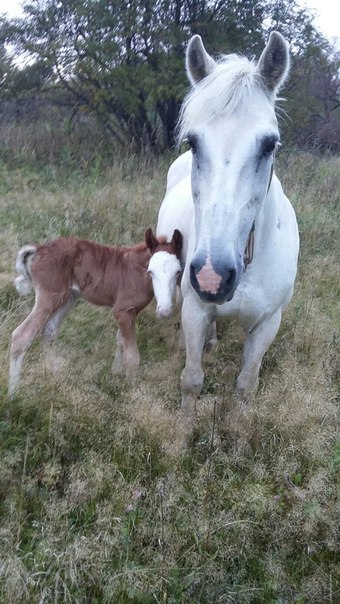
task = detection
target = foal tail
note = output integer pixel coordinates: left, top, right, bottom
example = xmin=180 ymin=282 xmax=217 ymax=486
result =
xmin=14 ymin=245 xmax=37 ymax=295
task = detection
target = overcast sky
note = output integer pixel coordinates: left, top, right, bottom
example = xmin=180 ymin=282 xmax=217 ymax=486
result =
xmin=1 ymin=0 xmax=339 ymax=45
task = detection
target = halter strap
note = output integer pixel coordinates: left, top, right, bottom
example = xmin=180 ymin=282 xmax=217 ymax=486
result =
xmin=244 ymin=157 xmax=275 ymax=268
xmin=244 ymin=220 xmax=255 ymax=267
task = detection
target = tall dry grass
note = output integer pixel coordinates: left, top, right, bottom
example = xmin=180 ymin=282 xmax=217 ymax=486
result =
xmin=0 ymin=150 xmax=339 ymax=603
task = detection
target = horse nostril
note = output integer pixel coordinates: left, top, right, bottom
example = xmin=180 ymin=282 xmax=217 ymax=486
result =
xmin=190 ymin=259 xmax=200 ymax=276
xmin=190 ymin=262 xmax=198 ymax=280
xmin=225 ymin=269 xmax=237 ymax=288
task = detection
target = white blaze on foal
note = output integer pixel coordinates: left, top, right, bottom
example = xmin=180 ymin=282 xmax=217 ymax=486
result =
xmin=148 ymin=250 xmax=182 ymax=318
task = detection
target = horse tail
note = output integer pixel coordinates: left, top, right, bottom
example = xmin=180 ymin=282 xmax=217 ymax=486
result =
xmin=14 ymin=245 xmax=37 ymax=295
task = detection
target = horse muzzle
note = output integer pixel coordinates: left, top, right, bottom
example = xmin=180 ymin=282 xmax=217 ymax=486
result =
xmin=190 ymin=254 xmax=240 ymax=304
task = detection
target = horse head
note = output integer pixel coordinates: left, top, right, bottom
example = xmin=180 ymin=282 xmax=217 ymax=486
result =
xmin=178 ymin=32 xmax=289 ymax=304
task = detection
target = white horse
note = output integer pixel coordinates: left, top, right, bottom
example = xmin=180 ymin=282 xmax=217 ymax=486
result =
xmin=157 ymin=32 xmax=299 ymax=411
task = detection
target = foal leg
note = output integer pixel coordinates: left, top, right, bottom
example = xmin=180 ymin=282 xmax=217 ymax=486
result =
xmin=236 ymin=309 xmax=282 ymax=398
xmin=9 ymin=300 xmax=52 ymax=396
xmin=44 ymin=295 xmax=77 ymax=343
xmin=112 ymin=328 xmax=124 ymax=374
xmin=113 ymin=309 xmax=140 ymax=377
xmin=180 ymin=293 xmax=211 ymax=413
xmin=43 ymin=296 xmax=77 ymax=372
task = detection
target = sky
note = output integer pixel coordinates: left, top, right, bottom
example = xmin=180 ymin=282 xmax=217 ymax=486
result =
xmin=1 ymin=0 xmax=339 ymax=47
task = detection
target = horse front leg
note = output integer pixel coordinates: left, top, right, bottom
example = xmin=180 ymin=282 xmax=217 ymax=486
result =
xmin=113 ymin=309 xmax=140 ymax=378
xmin=180 ymin=294 xmax=211 ymax=414
xmin=237 ymin=309 xmax=282 ymax=398
xmin=176 ymin=281 xmax=217 ymax=352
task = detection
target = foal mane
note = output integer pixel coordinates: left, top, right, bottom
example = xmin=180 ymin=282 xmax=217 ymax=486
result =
xmin=177 ymin=54 xmax=268 ymax=142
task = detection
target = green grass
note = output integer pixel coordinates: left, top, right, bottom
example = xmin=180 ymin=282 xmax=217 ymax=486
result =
xmin=0 ymin=151 xmax=339 ymax=603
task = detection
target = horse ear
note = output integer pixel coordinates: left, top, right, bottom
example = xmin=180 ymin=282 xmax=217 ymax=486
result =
xmin=171 ymin=229 xmax=183 ymax=254
xmin=186 ymin=35 xmax=216 ymax=86
xmin=258 ymin=31 xmax=290 ymax=92
xmin=145 ymin=228 xmax=159 ymax=252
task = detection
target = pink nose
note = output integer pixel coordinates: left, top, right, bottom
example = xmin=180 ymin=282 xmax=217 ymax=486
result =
xmin=196 ymin=256 xmax=222 ymax=294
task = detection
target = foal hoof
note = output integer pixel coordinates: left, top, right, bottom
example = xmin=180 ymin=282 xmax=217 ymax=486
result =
xmin=111 ymin=363 xmax=124 ymax=376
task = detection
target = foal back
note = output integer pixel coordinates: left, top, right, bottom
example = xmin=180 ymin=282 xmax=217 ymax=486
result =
xmin=30 ymin=237 xmax=153 ymax=309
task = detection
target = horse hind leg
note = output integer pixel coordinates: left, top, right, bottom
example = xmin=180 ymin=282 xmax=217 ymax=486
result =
xmin=205 ymin=320 xmax=217 ymax=350
xmin=237 ymin=309 xmax=282 ymax=398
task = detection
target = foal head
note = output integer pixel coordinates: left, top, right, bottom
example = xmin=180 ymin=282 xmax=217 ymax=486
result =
xmin=145 ymin=228 xmax=183 ymax=318
xmin=178 ymin=32 xmax=289 ymax=304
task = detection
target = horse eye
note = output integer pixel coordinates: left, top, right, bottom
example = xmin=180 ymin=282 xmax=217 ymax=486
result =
xmin=261 ymin=136 xmax=280 ymax=156
xmin=187 ymin=134 xmax=198 ymax=154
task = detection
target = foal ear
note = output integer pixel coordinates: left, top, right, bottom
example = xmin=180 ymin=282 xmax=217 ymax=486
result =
xmin=186 ymin=35 xmax=216 ymax=86
xmin=145 ymin=227 xmax=159 ymax=252
xmin=258 ymin=31 xmax=290 ymax=92
xmin=170 ymin=229 xmax=183 ymax=254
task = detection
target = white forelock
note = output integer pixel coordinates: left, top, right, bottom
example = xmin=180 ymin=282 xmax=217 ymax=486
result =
xmin=177 ymin=55 xmax=269 ymax=142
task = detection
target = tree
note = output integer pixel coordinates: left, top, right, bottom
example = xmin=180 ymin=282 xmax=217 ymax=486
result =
xmin=263 ymin=0 xmax=340 ymax=148
xmin=2 ymin=0 xmax=339 ymax=151
xmin=0 ymin=22 xmax=17 ymax=97
xmin=1 ymin=0 xmax=266 ymax=149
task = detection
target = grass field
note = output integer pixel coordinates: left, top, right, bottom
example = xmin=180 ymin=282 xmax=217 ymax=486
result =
xmin=0 ymin=150 xmax=339 ymax=603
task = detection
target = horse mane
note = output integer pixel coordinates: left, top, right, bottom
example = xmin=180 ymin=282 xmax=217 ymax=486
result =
xmin=177 ymin=54 xmax=268 ymax=143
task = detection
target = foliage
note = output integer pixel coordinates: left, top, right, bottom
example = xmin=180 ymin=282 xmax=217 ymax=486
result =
xmin=0 ymin=30 xmax=16 ymax=94
xmin=1 ymin=0 xmax=339 ymax=151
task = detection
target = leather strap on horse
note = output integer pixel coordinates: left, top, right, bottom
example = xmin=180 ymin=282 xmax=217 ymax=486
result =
xmin=243 ymin=158 xmax=275 ymax=268
xmin=244 ymin=220 xmax=255 ymax=267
